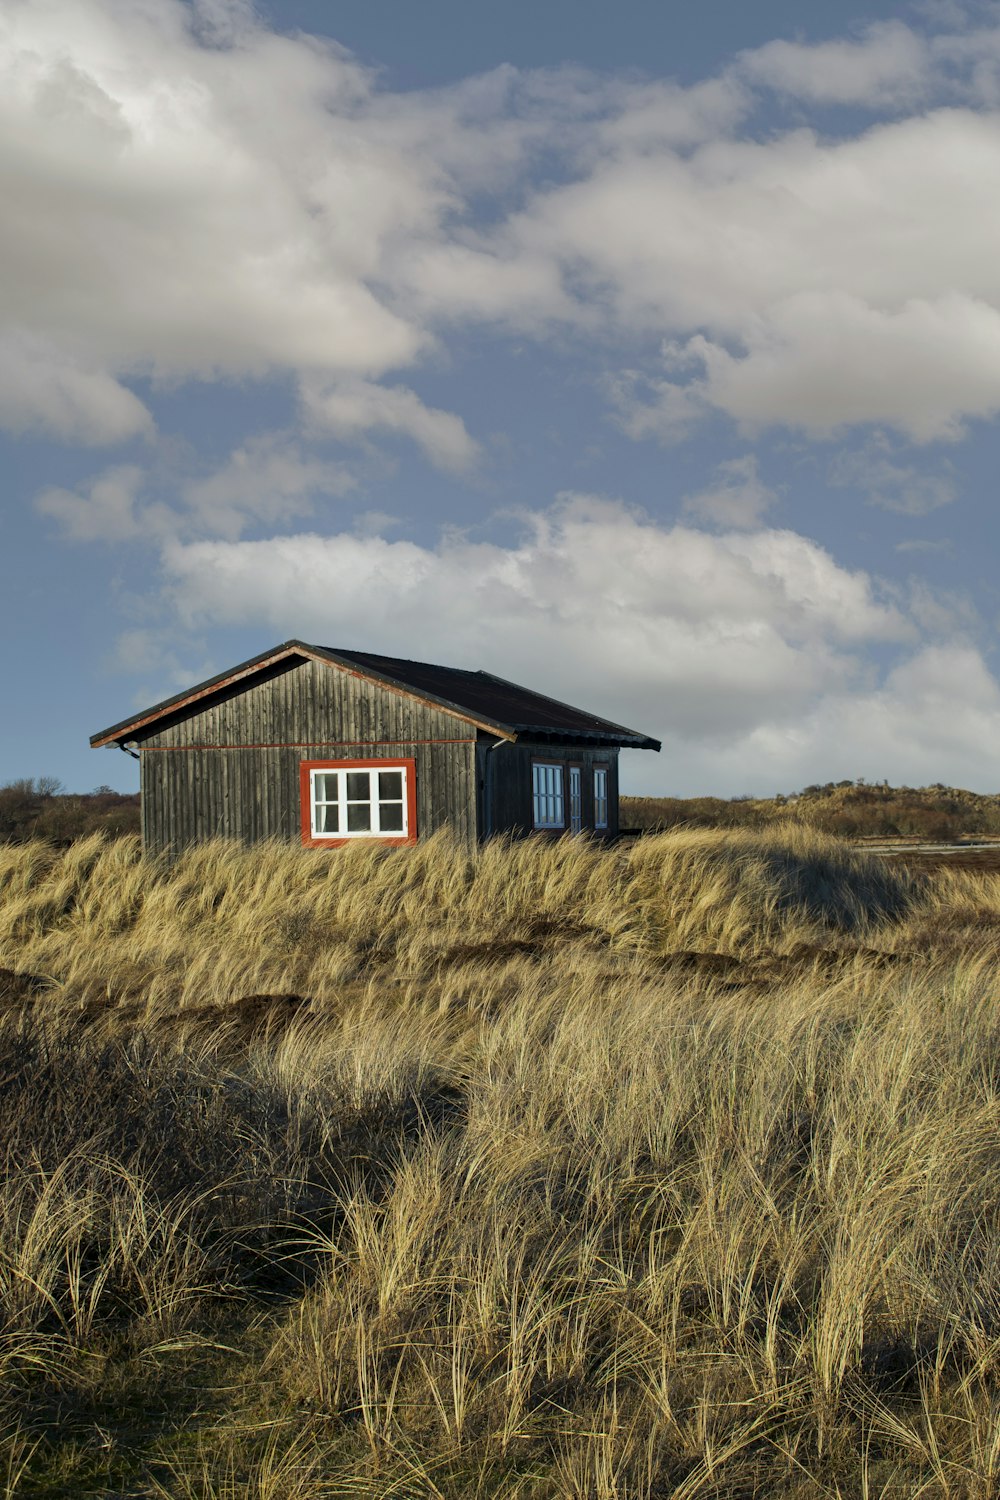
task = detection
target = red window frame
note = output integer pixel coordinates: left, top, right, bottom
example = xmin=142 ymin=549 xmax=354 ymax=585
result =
xmin=299 ymin=757 xmax=418 ymax=848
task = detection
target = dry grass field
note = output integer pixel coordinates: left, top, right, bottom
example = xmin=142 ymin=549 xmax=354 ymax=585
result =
xmin=2 ymin=827 xmax=1000 ymax=1496
xmin=622 ymin=781 xmax=1000 ymax=842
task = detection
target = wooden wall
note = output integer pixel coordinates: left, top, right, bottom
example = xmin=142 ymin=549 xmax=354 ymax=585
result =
xmin=478 ymin=739 xmax=620 ymax=840
xmin=136 ymin=656 xmax=477 ymax=855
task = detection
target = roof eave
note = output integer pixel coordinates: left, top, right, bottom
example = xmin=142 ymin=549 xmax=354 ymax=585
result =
xmin=89 ymin=641 xmax=320 ymax=747
xmin=507 ymin=725 xmax=661 ymax=751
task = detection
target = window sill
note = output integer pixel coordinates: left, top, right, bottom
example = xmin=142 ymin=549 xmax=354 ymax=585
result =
xmin=301 ymin=832 xmax=418 ymax=849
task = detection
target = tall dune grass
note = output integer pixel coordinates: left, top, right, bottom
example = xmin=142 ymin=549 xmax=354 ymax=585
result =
xmin=0 ymin=829 xmax=999 ymax=1495
xmin=0 ymin=825 xmax=926 ymax=1014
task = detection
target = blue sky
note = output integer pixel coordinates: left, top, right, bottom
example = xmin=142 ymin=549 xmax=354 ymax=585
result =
xmin=4 ymin=0 xmax=1000 ymax=797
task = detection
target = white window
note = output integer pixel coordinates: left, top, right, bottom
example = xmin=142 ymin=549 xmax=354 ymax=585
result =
xmin=310 ymin=765 xmax=408 ymax=840
xmin=532 ymin=762 xmax=564 ymax=829
xmin=569 ymin=765 xmax=582 ymax=834
xmin=593 ymin=767 xmax=609 ymax=830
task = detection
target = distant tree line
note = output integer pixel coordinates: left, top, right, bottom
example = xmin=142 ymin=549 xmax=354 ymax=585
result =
xmin=5 ymin=775 xmax=998 ymax=848
xmin=0 ymin=779 xmax=140 ymax=845
xmin=622 ymin=780 xmax=1000 ymax=841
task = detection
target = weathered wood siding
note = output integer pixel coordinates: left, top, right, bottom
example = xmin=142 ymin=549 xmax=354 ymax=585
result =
xmin=478 ymin=739 xmax=620 ymax=840
xmin=136 ymin=656 xmax=476 ymax=855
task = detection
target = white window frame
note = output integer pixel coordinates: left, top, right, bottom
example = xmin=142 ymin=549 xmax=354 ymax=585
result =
xmin=593 ymin=766 xmax=609 ymax=830
xmin=532 ymin=760 xmax=565 ymax=830
xmin=310 ymin=765 xmax=409 ymax=841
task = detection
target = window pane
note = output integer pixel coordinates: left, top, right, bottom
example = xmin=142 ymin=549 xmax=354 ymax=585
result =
xmin=379 ymin=801 xmax=404 ymax=832
xmin=308 ymin=762 xmax=413 ymax=842
xmin=379 ymin=770 xmax=403 ymax=801
xmin=533 ymin=763 xmax=564 ymax=827
xmin=594 ymin=768 xmax=608 ymax=828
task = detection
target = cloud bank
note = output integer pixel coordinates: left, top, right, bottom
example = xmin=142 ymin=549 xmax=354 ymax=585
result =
xmin=12 ymin=1 xmax=1000 ymax=796
xmin=146 ymin=497 xmax=1000 ymax=796
xmin=7 ymin=1 xmax=1000 ymax=449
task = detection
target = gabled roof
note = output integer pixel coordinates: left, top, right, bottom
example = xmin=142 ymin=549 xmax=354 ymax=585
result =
xmin=90 ymin=640 xmax=661 ymax=750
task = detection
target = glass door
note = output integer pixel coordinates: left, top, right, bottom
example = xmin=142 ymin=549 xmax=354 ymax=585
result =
xmin=569 ymin=765 xmax=582 ymax=833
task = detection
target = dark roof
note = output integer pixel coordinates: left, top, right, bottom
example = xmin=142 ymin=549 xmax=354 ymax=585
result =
xmin=91 ymin=640 xmax=661 ymax=750
xmin=314 ymin=647 xmax=658 ymax=745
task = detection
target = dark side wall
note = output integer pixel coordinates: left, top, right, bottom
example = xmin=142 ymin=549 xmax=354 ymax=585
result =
xmin=478 ymin=739 xmax=620 ymax=839
xmin=135 ymin=656 xmax=477 ymax=855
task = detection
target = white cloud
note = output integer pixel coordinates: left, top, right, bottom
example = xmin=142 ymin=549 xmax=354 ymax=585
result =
xmin=613 ymin=286 xmax=1000 ymax=445
xmin=903 ymin=578 xmax=978 ymax=636
xmin=830 ymin=437 xmax=957 ymax=515
xmin=503 ymin=108 xmax=1000 ymax=439
xmin=735 ymin=22 xmax=932 ymax=107
xmin=7 ymin=2 xmax=1000 ymax=451
xmin=181 ymin=435 xmax=354 ymax=538
xmin=109 ymin=626 xmax=219 ymax=710
xmin=71 ymin=491 xmax=996 ymax=795
xmin=0 ymin=336 xmax=153 ymax=444
xmin=156 ymin=499 xmax=913 ymax=772
xmin=713 ymin=645 xmax=1000 ymax=795
xmin=36 ymin=464 xmax=148 ymax=540
xmin=680 ymin=292 xmax=1000 ymax=442
xmin=596 ymin=77 xmax=750 ymax=151
xmin=0 ymin=0 xmax=435 ymax=434
xmin=683 ymin=454 xmax=778 ymax=528
xmin=932 ymin=23 xmax=1000 ymax=106
xmin=605 ymin=367 xmax=703 ymax=445
xmin=301 ymin=379 xmax=480 ymax=471
xmin=34 ymin=436 xmax=355 ymax=542
xmin=503 ymin=110 xmax=1000 ymax=325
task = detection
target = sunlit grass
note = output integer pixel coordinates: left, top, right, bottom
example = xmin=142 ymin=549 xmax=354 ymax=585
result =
xmin=0 ymin=828 xmax=998 ymax=1495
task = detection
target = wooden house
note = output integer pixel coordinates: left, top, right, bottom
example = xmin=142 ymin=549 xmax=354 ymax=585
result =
xmin=90 ymin=641 xmax=660 ymax=855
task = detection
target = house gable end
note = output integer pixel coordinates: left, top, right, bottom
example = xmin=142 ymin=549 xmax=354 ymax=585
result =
xmin=126 ymin=656 xmax=480 ymax=852
xmin=134 ymin=656 xmax=475 ymax=750
xmin=90 ymin=641 xmax=512 ymax=749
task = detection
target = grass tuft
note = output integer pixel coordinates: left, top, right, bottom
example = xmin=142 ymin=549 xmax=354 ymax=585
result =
xmin=0 ymin=827 xmax=997 ymax=1495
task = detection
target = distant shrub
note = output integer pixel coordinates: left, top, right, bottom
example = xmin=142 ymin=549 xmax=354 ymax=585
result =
xmin=621 ymin=795 xmax=775 ymax=833
xmin=0 ymin=779 xmax=139 ymax=845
